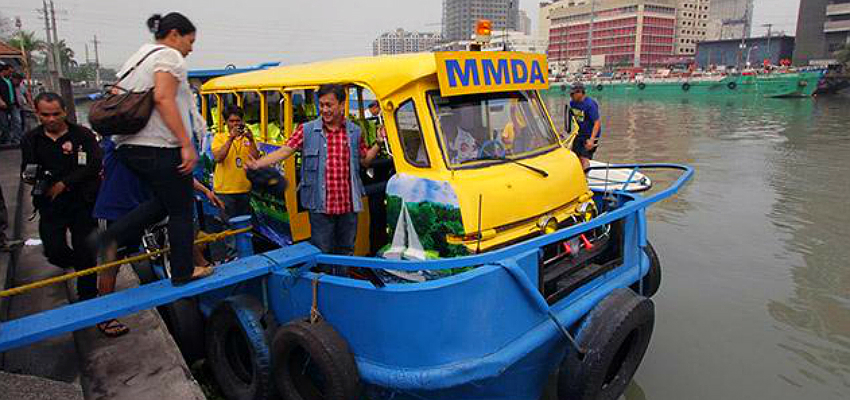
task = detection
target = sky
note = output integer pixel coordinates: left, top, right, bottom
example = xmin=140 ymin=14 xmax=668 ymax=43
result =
xmin=2 ymin=0 xmax=802 ymax=70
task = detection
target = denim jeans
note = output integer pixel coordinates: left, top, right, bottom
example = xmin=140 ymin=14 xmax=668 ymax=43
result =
xmin=103 ymin=146 xmax=195 ymax=281
xmin=308 ymin=212 xmax=358 ymax=275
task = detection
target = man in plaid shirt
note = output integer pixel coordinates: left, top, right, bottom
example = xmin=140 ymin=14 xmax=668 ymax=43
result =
xmin=248 ymin=84 xmax=384 ymax=259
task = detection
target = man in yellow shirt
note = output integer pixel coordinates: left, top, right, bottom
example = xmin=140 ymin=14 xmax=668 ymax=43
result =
xmin=212 ymin=106 xmax=260 ymax=219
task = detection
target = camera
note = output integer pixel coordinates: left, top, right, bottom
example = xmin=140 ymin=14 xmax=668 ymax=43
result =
xmin=22 ymin=164 xmax=54 ymax=200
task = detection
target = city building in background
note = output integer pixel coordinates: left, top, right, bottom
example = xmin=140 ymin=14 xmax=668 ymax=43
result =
xmin=518 ymin=10 xmax=533 ymax=35
xmin=546 ymin=0 xmax=679 ymax=71
xmin=433 ymin=30 xmax=546 ymax=52
xmin=441 ymin=0 xmax=520 ymax=42
xmin=696 ymin=35 xmax=795 ymax=69
xmin=373 ymin=29 xmax=441 ymax=56
xmin=708 ymin=0 xmax=754 ymax=40
xmin=675 ymin=0 xmax=711 ymax=55
xmin=793 ymin=0 xmax=850 ymax=66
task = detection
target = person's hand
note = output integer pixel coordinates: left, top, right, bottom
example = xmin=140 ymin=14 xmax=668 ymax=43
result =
xmin=47 ymin=181 xmax=66 ymax=200
xmin=584 ymin=138 xmax=596 ymax=151
xmin=376 ymin=126 xmax=387 ymax=144
xmin=244 ymin=156 xmax=260 ymax=170
xmin=178 ymin=145 xmax=198 ymax=175
xmin=205 ymin=190 xmax=225 ymax=210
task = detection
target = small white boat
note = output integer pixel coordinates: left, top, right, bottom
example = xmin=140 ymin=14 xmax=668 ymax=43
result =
xmin=586 ymin=161 xmax=653 ymax=192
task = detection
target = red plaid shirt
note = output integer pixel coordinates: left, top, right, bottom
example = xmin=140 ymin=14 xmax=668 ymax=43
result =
xmin=287 ymin=122 xmax=369 ymax=214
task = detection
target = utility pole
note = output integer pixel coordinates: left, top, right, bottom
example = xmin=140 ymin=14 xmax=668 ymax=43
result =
xmin=586 ymin=0 xmax=596 ymax=69
xmin=92 ymin=35 xmax=101 ymax=88
xmin=762 ymin=23 xmax=773 ymax=65
xmin=41 ymin=1 xmax=58 ymax=90
xmin=49 ymin=0 xmax=64 ymax=78
xmin=14 ymin=17 xmax=34 ymax=106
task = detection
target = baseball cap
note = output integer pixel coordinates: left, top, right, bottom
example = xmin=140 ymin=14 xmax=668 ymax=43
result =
xmin=570 ymin=83 xmax=586 ymax=94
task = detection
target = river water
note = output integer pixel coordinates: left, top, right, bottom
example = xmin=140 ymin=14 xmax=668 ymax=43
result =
xmin=544 ymin=93 xmax=850 ymax=400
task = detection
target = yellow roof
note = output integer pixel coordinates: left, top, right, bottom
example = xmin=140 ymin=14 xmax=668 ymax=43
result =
xmin=201 ymin=53 xmax=438 ymax=98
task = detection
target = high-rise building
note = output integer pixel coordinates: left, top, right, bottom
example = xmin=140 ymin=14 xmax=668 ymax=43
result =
xmin=708 ymin=0 xmax=754 ymax=40
xmin=518 ymin=10 xmax=534 ymax=35
xmin=441 ymin=0 xmax=521 ymax=42
xmin=794 ymin=0 xmax=850 ymax=66
xmin=373 ymin=29 xmax=441 ymax=56
xmin=546 ymin=0 xmax=679 ymax=68
xmin=675 ymin=0 xmax=711 ymax=55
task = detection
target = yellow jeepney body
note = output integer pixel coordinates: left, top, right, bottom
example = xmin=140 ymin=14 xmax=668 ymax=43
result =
xmin=200 ymin=52 xmax=591 ymax=257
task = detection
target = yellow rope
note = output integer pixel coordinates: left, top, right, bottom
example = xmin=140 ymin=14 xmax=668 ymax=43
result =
xmin=0 ymin=227 xmax=252 ymax=298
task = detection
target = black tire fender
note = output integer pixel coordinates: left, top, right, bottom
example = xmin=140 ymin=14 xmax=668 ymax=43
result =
xmin=159 ymin=297 xmax=206 ymax=365
xmin=558 ymin=288 xmax=655 ymax=400
xmin=681 ymin=83 xmax=691 ymax=91
xmin=630 ymin=242 xmax=661 ymax=297
xmin=637 ymin=82 xmax=646 ymax=90
xmin=206 ymin=295 xmax=277 ymax=400
xmin=798 ymin=79 xmax=808 ymax=87
xmin=727 ymin=81 xmax=737 ymax=90
xmin=272 ymin=319 xmax=361 ymax=400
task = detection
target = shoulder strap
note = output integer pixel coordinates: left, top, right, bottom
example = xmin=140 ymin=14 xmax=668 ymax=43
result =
xmin=116 ymin=46 xmax=168 ymax=85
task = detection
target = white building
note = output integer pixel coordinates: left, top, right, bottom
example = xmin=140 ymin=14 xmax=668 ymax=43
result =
xmin=675 ymin=0 xmax=712 ymax=55
xmin=518 ymin=10 xmax=534 ymax=35
xmin=432 ymin=30 xmax=547 ymax=53
xmin=373 ymin=29 xmax=442 ymax=56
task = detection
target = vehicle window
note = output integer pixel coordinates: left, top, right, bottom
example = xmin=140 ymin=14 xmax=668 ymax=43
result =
xmin=291 ymin=89 xmax=317 ymax=128
xmin=429 ymin=90 xmax=559 ymax=167
xmin=265 ymin=91 xmax=285 ymax=144
xmin=395 ymin=100 xmax=429 ymax=168
xmin=242 ymin=91 xmax=263 ymax=142
xmin=205 ymin=94 xmax=221 ymax=135
xmin=348 ymin=86 xmax=381 ymax=147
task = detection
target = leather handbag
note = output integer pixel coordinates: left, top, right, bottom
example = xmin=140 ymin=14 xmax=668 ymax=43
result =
xmin=88 ymin=47 xmax=166 ymax=136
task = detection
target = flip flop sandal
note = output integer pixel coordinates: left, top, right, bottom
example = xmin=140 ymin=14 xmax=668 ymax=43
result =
xmin=97 ymin=319 xmax=130 ymax=338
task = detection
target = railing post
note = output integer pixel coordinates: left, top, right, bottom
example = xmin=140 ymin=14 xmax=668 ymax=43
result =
xmin=230 ymin=216 xmax=254 ymax=258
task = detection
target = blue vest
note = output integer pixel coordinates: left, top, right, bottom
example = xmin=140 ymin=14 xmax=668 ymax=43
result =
xmin=300 ymin=118 xmax=366 ymax=213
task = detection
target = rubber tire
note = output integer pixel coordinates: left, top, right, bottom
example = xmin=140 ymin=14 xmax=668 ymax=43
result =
xmin=596 ymin=84 xmax=604 ymax=91
xmin=727 ymin=81 xmax=737 ymax=90
xmin=681 ymin=83 xmax=691 ymax=91
xmin=132 ymin=259 xmax=159 ymax=285
xmin=206 ymin=295 xmax=276 ymax=400
xmin=272 ymin=319 xmax=360 ymax=400
xmin=558 ymin=288 xmax=654 ymax=400
xmin=637 ymin=83 xmax=646 ymax=90
xmin=630 ymin=242 xmax=661 ymax=297
xmin=160 ymin=297 xmax=206 ymax=365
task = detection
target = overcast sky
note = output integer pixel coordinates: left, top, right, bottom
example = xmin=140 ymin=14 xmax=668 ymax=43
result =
xmin=2 ymin=0 xmax=802 ymax=69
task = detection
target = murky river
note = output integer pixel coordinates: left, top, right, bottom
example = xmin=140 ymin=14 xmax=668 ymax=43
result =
xmin=544 ymin=93 xmax=850 ymax=400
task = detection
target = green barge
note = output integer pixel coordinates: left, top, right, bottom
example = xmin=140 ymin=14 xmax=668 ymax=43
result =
xmin=546 ymin=71 xmax=824 ymax=98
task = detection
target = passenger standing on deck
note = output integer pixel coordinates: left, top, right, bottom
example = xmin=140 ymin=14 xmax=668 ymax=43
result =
xmin=0 ymin=63 xmax=22 ymax=145
xmin=97 ymin=12 xmax=212 ymax=286
xmin=247 ymin=84 xmax=384 ymax=259
xmin=566 ymin=83 xmax=601 ymax=171
xmin=20 ymin=93 xmax=101 ymax=301
xmin=212 ymin=106 xmax=259 ymax=219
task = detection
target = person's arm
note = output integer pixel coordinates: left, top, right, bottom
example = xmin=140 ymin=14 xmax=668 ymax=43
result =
xmin=585 ymin=104 xmax=601 ymax=150
xmin=360 ymin=126 xmax=385 ymax=167
xmin=153 ymin=71 xmax=196 ymax=174
xmin=249 ymin=145 xmax=295 ymax=169
xmin=245 ymin=129 xmax=261 ymax=159
xmin=20 ymin=133 xmax=33 ymax=175
xmin=193 ymin=178 xmax=224 ymax=209
xmin=212 ymin=133 xmax=235 ymax=163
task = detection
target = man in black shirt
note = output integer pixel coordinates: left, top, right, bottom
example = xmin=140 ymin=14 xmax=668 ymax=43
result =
xmin=20 ymin=93 xmax=101 ymax=301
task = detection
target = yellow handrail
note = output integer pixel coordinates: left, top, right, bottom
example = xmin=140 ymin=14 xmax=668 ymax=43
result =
xmin=0 ymin=227 xmax=251 ymax=298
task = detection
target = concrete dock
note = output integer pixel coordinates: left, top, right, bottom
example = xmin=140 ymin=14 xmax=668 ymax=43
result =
xmin=0 ymin=147 xmax=205 ymax=400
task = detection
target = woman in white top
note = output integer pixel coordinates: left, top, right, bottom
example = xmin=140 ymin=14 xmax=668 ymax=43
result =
xmin=101 ymin=12 xmax=212 ymax=285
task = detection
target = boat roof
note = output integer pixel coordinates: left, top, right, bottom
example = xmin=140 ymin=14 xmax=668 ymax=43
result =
xmin=189 ymin=62 xmax=280 ymax=80
xmin=201 ymin=53 xmax=437 ymax=98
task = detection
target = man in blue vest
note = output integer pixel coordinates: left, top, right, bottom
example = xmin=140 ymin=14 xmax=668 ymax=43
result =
xmin=247 ymin=84 xmax=384 ymax=258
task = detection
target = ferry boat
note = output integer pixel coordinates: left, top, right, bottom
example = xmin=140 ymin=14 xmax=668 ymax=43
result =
xmin=547 ymin=69 xmax=824 ymax=98
xmin=0 ymin=50 xmax=692 ymax=400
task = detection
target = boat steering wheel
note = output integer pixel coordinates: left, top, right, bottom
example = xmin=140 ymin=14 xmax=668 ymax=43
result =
xmin=478 ymin=139 xmax=506 ymax=159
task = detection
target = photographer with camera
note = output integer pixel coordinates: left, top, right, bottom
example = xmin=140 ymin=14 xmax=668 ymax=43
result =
xmin=20 ymin=92 xmax=101 ymax=301
xmin=211 ymin=106 xmax=259 ymax=219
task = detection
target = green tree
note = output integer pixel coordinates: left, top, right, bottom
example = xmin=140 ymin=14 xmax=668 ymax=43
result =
xmin=7 ymin=31 xmax=46 ymax=73
xmin=54 ymin=39 xmax=77 ymax=72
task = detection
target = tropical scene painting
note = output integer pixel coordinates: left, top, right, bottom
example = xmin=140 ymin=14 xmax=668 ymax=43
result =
xmin=384 ymin=174 xmax=469 ymax=259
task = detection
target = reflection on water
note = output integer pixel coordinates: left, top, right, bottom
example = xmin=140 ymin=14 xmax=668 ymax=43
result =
xmin=544 ymin=93 xmax=850 ymax=399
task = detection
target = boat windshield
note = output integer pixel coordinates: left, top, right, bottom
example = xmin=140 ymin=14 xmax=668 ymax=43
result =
xmin=429 ymin=90 xmax=559 ymax=167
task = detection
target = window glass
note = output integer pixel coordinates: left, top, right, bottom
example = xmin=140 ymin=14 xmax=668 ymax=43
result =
xmin=291 ymin=89 xmax=317 ymax=128
xmin=395 ymin=100 xmax=429 ymax=168
xmin=430 ymin=90 xmax=558 ymax=167
xmin=242 ymin=91 xmax=263 ymax=142
xmin=265 ymin=91 xmax=285 ymax=143
xmin=347 ymin=86 xmax=381 ymax=147
xmin=205 ymin=94 xmax=221 ymax=135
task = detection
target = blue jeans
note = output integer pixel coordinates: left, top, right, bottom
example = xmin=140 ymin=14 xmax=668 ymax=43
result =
xmin=308 ymin=212 xmax=358 ymax=275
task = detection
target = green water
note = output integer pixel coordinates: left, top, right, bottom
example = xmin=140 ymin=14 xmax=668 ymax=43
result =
xmin=544 ymin=93 xmax=850 ymax=399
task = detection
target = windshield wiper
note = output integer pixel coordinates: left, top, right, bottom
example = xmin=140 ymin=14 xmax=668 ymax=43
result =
xmin=476 ymin=155 xmax=549 ymax=178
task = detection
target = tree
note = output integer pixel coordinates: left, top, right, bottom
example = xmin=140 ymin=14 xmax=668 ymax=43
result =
xmin=54 ymin=39 xmax=78 ymax=72
xmin=835 ymin=43 xmax=850 ymax=69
